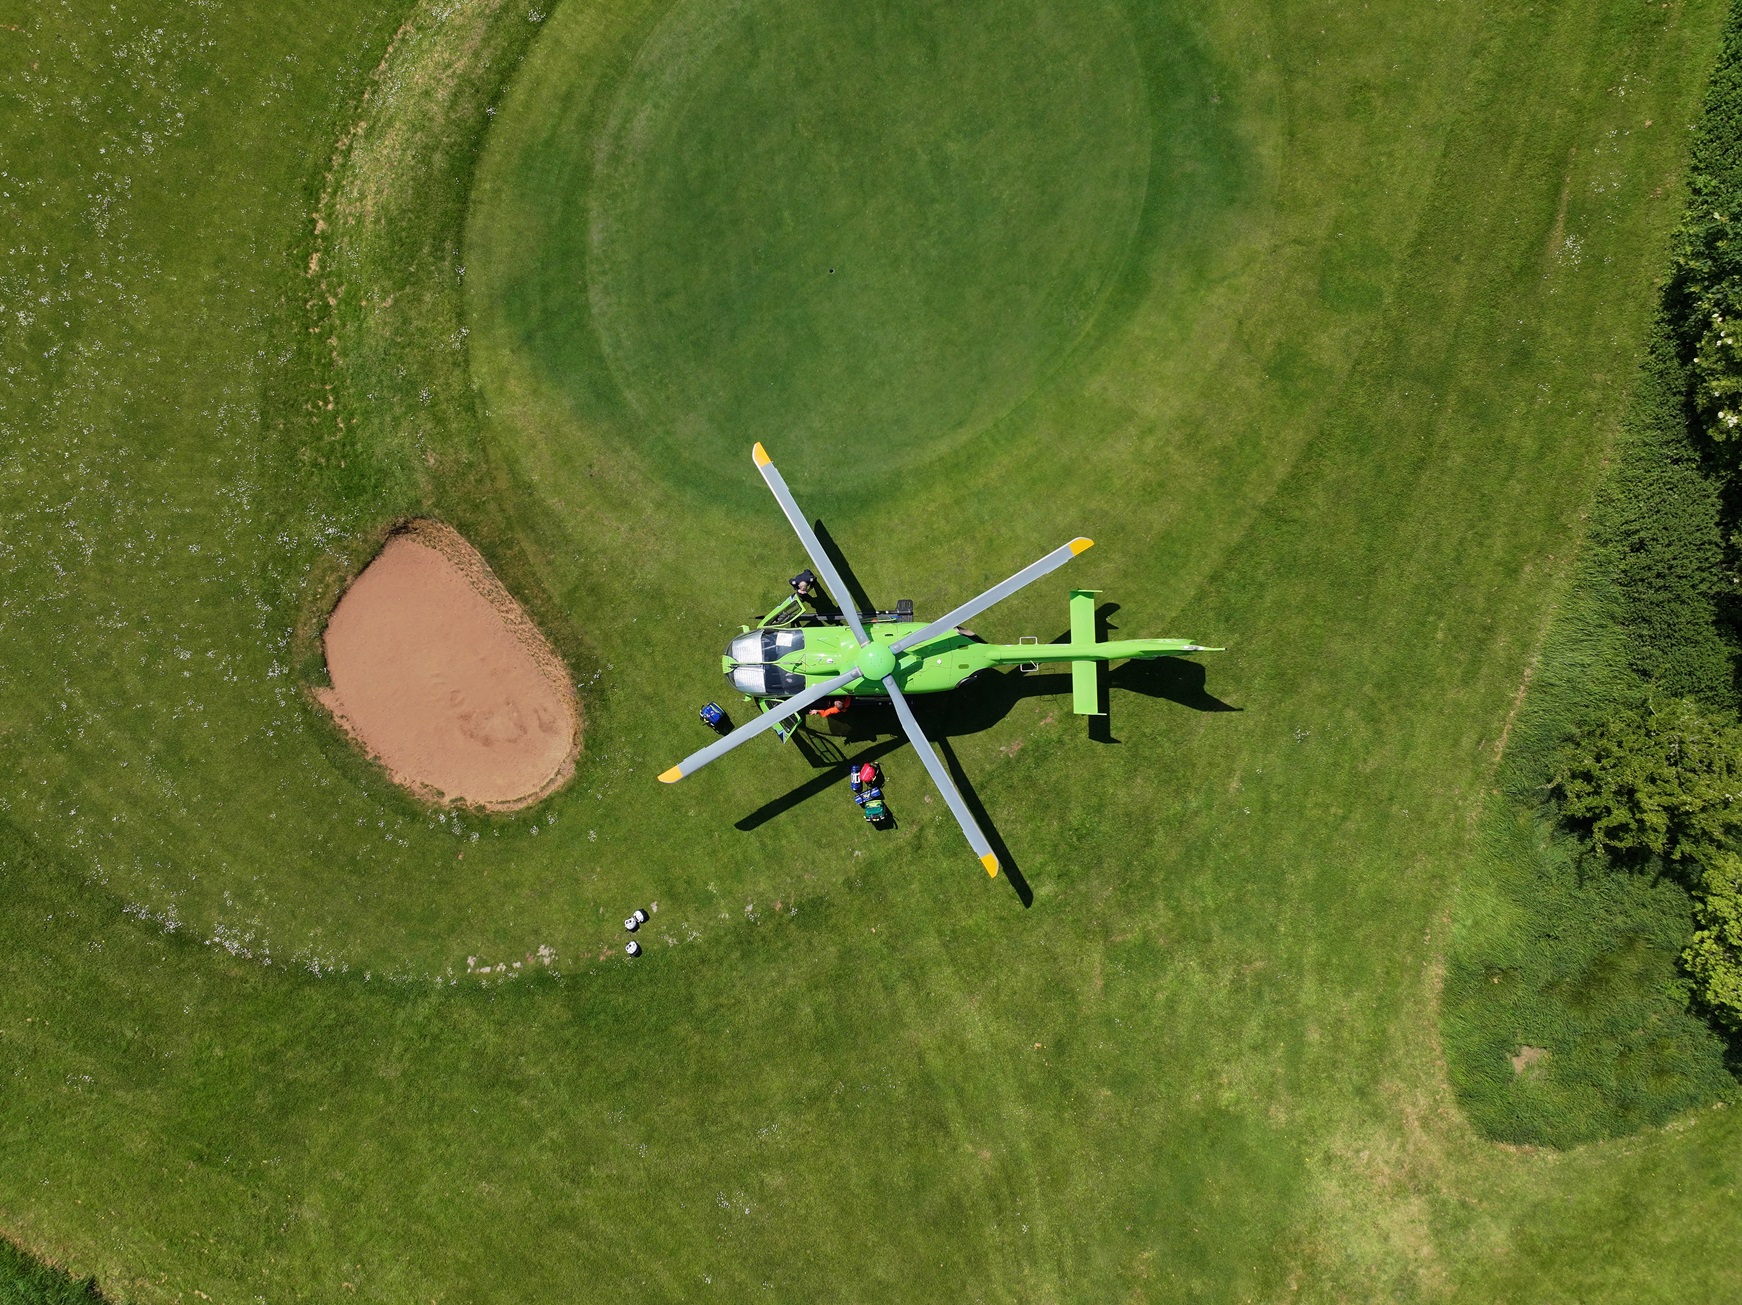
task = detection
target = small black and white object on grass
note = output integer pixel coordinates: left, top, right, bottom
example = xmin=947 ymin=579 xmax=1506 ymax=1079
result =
xmin=624 ymin=915 xmax=639 ymax=933
xmin=633 ymin=908 xmax=648 ymax=924
xmin=625 ymin=940 xmax=641 ymax=957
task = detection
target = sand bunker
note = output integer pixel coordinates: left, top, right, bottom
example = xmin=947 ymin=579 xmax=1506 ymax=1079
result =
xmin=316 ymin=521 xmax=580 ymax=809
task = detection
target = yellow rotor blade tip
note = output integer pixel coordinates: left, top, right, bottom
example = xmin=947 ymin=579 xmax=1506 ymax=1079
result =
xmin=752 ymin=442 xmax=771 ymax=466
xmin=981 ymin=852 xmax=1000 ymax=877
xmin=658 ymin=766 xmax=684 ymax=784
xmin=1069 ymin=537 xmax=1094 ymax=555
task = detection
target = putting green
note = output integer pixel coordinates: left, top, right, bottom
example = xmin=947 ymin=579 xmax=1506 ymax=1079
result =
xmin=480 ymin=0 xmax=1229 ymax=495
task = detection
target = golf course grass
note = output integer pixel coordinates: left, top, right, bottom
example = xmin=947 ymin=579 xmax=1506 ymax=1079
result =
xmin=3 ymin=0 xmax=1742 ymax=1299
xmin=521 ymin=0 xmax=1162 ymax=494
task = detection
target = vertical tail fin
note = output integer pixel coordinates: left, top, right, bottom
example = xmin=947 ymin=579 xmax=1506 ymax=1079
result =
xmin=1069 ymin=589 xmax=1104 ymax=717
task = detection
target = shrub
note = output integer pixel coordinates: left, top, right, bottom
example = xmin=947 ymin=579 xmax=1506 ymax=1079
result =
xmin=1684 ymin=848 xmax=1742 ymax=1031
xmin=1550 ymin=695 xmax=1742 ymax=862
xmin=1691 ymin=299 xmax=1742 ymax=445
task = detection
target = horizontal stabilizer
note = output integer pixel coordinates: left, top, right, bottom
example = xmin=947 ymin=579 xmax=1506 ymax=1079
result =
xmin=1070 ymin=588 xmax=1104 ymax=716
xmin=1071 ymin=660 xmax=1101 ymax=716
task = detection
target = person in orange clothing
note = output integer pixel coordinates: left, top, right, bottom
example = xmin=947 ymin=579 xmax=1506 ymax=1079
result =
xmin=810 ymin=696 xmax=852 ymax=721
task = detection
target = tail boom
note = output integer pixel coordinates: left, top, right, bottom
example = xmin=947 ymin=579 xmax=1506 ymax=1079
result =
xmin=980 ymin=587 xmax=1221 ymax=717
xmin=979 ymin=638 xmax=1214 ymax=667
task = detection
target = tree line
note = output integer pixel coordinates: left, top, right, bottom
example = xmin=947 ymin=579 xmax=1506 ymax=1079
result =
xmin=1547 ymin=5 xmax=1742 ymax=1039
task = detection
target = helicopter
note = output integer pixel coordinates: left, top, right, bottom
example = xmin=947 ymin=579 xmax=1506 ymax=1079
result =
xmin=659 ymin=443 xmax=1220 ymax=877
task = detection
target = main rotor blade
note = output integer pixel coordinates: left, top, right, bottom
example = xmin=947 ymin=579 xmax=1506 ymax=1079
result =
xmin=659 ymin=667 xmax=861 ymax=783
xmin=883 ymin=676 xmax=1000 ymax=877
xmin=890 ymin=538 xmax=1093 ymax=655
xmin=752 ymin=442 xmax=870 ymax=645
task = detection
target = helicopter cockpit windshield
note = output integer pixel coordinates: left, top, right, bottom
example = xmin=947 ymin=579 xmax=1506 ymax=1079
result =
xmin=727 ymin=629 xmax=805 ymax=666
xmin=729 ymin=664 xmax=809 ymax=698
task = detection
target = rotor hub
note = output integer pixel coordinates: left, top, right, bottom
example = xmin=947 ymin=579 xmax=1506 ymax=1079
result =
xmin=856 ymin=641 xmax=897 ymax=682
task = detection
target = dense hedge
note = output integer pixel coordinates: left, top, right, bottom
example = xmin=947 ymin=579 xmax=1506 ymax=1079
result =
xmin=1671 ymin=0 xmax=1742 ymax=489
xmin=1441 ymin=322 xmax=1740 ymax=1145
xmin=1581 ymin=329 xmax=1732 ymax=704
xmin=1604 ymin=0 xmax=1742 ymax=693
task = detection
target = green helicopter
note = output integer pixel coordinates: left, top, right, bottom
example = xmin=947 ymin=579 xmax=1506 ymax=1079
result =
xmin=659 ymin=443 xmax=1219 ymax=877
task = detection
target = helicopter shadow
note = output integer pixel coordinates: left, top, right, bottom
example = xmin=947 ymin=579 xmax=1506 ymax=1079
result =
xmin=1089 ymin=660 xmax=1242 ymax=743
xmin=733 ymin=588 xmax=1236 ymax=905
xmin=1087 ymin=602 xmax=1240 ymax=742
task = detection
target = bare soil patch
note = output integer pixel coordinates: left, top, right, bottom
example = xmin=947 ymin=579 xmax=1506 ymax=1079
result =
xmin=1511 ymin=1045 xmax=1549 ymax=1077
xmin=316 ymin=520 xmax=580 ymax=809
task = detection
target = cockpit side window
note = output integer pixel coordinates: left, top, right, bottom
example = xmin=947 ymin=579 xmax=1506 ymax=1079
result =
xmin=765 ymin=667 xmax=808 ymax=696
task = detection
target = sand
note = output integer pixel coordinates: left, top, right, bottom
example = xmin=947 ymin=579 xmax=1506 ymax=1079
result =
xmin=315 ymin=521 xmax=580 ymax=809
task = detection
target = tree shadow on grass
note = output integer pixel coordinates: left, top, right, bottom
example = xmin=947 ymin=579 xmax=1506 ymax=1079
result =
xmin=0 ymin=1238 xmax=108 ymax=1304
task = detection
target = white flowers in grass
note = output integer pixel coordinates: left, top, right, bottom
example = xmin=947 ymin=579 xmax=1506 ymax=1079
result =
xmin=465 ymin=945 xmax=557 ymax=978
